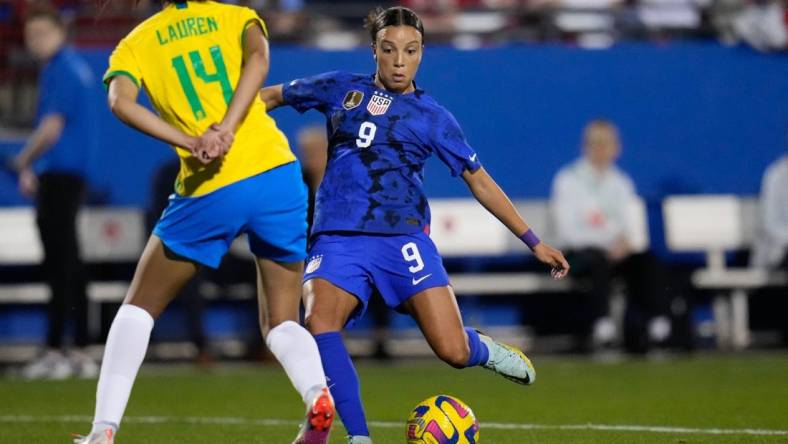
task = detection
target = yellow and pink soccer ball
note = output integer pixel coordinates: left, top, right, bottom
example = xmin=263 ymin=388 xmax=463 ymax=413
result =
xmin=406 ymin=395 xmax=480 ymax=444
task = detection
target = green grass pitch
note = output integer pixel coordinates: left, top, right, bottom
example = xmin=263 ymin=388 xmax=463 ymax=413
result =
xmin=3 ymin=353 xmax=788 ymax=443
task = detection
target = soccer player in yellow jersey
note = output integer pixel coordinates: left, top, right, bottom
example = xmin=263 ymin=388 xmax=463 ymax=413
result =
xmin=73 ymin=1 xmax=334 ymax=443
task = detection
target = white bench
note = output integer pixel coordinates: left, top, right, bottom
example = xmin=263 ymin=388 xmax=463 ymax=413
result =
xmin=431 ymin=198 xmax=568 ymax=293
xmin=0 ymin=198 xmax=648 ymax=343
xmin=6 ymin=197 xmax=784 ymax=350
xmin=0 ymin=207 xmax=145 ymax=333
xmin=0 ymin=206 xmax=145 ymax=266
xmin=432 ymin=197 xmax=650 ymax=295
xmin=663 ymin=195 xmax=788 ymax=350
xmin=0 ymin=200 xmax=579 ymax=301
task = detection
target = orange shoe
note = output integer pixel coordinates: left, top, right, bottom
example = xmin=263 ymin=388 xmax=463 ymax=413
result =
xmin=292 ymin=387 xmax=335 ymax=444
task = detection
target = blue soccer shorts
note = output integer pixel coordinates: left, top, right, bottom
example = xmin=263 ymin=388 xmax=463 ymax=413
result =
xmin=153 ymin=161 xmax=307 ymax=268
xmin=303 ymin=231 xmax=450 ymax=328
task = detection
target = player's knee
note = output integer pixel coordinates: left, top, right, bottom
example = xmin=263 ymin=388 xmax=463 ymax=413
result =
xmin=262 ymin=317 xmax=291 ymax=336
xmin=122 ymin=295 xmax=166 ymax=320
xmin=304 ymin=312 xmax=344 ymax=335
xmin=436 ymin=342 xmax=470 ymax=368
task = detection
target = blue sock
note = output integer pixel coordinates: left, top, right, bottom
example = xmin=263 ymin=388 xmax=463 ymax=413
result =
xmin=464 ymin=328 xmax=490 ymax=367
xmin=314 ymin=332 xmax=369 ymax=437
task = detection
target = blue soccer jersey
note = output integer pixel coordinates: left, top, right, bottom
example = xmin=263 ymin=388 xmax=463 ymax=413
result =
xmin=282 ymin=71 xmax=481 ymax=236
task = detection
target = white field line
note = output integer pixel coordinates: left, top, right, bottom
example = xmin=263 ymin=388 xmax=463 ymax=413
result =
xmin=0 ymin=415 xmax=787 ymax=437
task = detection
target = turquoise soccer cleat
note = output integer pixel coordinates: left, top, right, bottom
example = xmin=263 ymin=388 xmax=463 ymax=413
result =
xmin=478 ymin=332 xmax=536 ymax=385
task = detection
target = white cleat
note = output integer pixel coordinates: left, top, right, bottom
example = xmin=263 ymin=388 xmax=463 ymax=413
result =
xmin=347 ymin=436 xmax=373 ymax=444
xmin=72 ymin=427 xmax=114 ymax=444
xmin=68 ymin=350 xmax=99 ymax=379
xmin=22 ymin=350 xmax=73 ymax=380
xmin=478 ymin=332 xmax=536 ymax=385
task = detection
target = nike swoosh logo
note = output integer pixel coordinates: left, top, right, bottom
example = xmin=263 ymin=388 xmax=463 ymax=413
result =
xmin=412 ymin=274 xmax=432 ymax=285
xmin=469 ymin=153 xmax=477 ymax=162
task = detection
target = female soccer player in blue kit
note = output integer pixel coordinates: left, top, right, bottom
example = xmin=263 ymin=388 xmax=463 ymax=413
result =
xmin=261 ymin=7 xmax=569 ymax=443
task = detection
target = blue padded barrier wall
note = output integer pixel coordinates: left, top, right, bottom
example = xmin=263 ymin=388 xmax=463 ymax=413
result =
xmin=1 ymin=42 xmax=786 ymax=254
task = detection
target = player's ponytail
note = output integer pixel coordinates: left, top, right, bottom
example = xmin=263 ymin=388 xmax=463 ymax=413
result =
xmin=364 ymin=6 xmax=425 ymax=45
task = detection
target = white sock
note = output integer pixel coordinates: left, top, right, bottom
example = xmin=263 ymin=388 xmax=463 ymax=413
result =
xmin=91 ymin=304 xmax=154 ymax=434
xmin=265 ymin=320 xmax=327 ymax=404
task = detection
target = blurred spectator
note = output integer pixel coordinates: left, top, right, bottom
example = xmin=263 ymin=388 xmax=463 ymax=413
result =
xmin=551 ymin=119 xmax=671 ymax=353
xmin=752 ymin=151 xmax=788 ymax=271
xmin=637 ymin=0 xmax=710 ymax=37
xmin=4 ymin=0 xmax=788 ymax=51
xmin=296 ymin=125 xmax=327 ymax=228
xmin=245 ymin=0 xmax=310 ymax=42
xmin=147 ymin=158 xmax=212 ymax=366
xmin=401 ymin=0 xmax=462 ymax=41
xmin=730 ymin=0 xmax=787 ymax=51
xmin=547 ymin=0 xmax=622 ymax=47
xmin=13 ymin=6 xmax=99 ymax=379
xmin=402 ymin=0 xmax=517 ymax=46
xmin=1 ymin=1 xmax=37 ymax=126
xmin=751 ymin=146 xmax=788 ymax=346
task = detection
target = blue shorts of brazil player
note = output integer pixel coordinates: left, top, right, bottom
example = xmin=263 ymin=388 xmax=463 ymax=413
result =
xmin=153 ymin=161 xmax=307 ymax=268
xmin=304 ymin=231 xmax=451 ymax=328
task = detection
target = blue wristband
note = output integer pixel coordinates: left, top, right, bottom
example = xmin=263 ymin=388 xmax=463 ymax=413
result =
xmin=520 ymin=229 xmax=541 ymax=250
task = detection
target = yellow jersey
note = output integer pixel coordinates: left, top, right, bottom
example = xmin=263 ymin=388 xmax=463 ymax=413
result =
xmin=104 ymin=0 xmax=295 ymax=197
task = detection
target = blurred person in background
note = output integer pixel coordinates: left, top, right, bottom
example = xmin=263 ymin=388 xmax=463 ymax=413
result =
xmin=551 ymin=119 xmax=671 ymax=353
xmin=12 ymin=7 xmax=99 ymax=380
xmin=752 ymin=149 xmax=788 ymax=271
xmin=751 ymin=140 xmax=788 ymax=345
xmin=400 ymin=0 xmax=460 ymax=38
xmin=731 ymin=0 xmax=787 ymax=51
xmin=296 ymin=125 xmax=328 ymax=230
xmin=636 ymin=0 xmax=710 ymax=39
xmin=262 ymin=0 xmax=308 ymax=41
xmin=712 ymin=0 xmax=787 ymax=50
xmin=542 ymin=0 xmax=622 ymax=48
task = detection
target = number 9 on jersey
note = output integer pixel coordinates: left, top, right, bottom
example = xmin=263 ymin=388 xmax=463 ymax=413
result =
xmin=356 ymin=121 xmax=377 ymax=148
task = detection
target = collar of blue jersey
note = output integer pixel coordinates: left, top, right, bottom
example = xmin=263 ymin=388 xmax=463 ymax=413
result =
xmin=369 ymin=73 xmax=425 ymax=97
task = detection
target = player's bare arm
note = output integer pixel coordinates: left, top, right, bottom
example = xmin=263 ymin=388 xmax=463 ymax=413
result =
xmin=195 ymin=23 xmax=268 ymax=160
xmin=219 ymin=23 xmax=268 ymax=133
xmin=259 ymin=84 xmax=285 ymax=111
xmin=107 ymin=76 xmax=199 ymax=158
xmin=461 ymin=166 xmax=569 ymax=278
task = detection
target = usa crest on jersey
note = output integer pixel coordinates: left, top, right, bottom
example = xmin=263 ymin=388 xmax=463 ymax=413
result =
xmin=367 ymin=92 xmax=393 ymax=116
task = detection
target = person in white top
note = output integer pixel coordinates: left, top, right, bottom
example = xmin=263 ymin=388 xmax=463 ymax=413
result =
xmin=751 ymin=151 xmax=788 ymax=346
xmin=551 ymin=119 xmax=671 ymax=353
xmin=752 ymin=153 xmax=788 ymax=271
